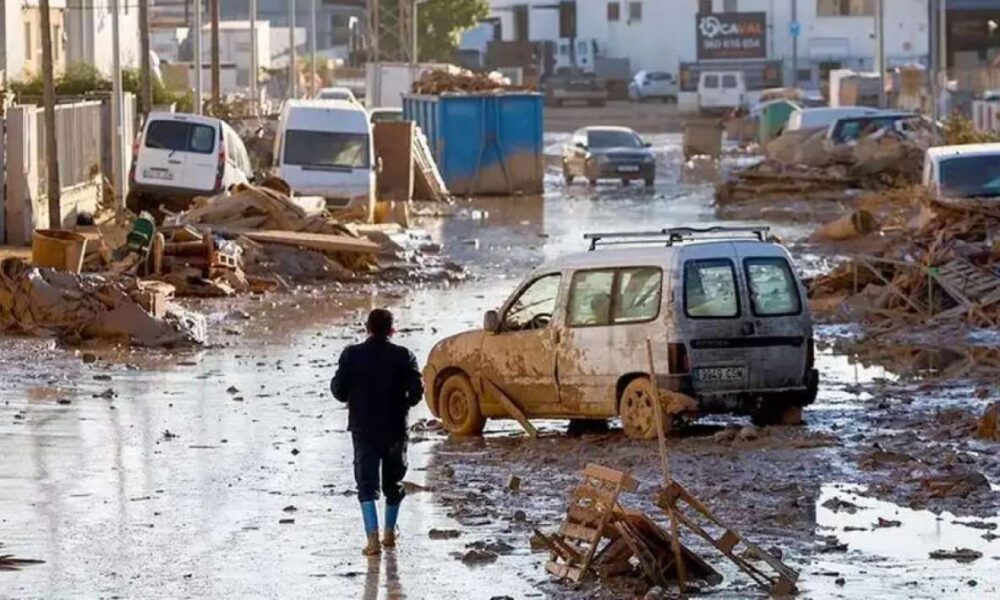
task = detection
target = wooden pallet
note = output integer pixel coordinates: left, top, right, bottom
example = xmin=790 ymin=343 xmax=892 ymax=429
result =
xmin=933 ymin=258 xmax=1000 ymax=308
xmin=544 ymin=464 xmax=637 ymax=583
xmin=613 ymin=509 xmax=721 ymax=589
xmin=656 ymin=481 xmax=798 ymax=595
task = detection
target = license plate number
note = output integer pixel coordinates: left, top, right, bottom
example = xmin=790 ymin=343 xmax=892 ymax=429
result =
xmin=694 ymin=366 xmax=745 ymax=382
xmin=143 ymin=168 xmax=174 ymax=181
xmin=618 ymin=165 xmax=639 ymax=173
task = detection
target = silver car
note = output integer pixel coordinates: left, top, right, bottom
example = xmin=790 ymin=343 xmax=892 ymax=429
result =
xmin=423 ymin=227 xmax=819 ymax=439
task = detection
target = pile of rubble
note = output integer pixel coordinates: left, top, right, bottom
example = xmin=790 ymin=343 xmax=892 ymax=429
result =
xmin=0 ymin=257 xmax=204 ymax=347
xmin=718 ymin=117 xmax=938 ymax=205
xmin=412 ymin=68 xmax=531 ymax=95
xmin=809 ymin=198 xmax=1000 ymax=333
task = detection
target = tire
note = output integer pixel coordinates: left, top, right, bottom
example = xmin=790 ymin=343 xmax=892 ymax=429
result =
xmin=619 ymin=378 xmax=670 ymax=440
xmin=438 ymin=373 xmax=485 ymax=436
xmin=588 ymin=178 xmax=597 ymax=186
xmin=751 ymin=403 xmax=804 ymax=427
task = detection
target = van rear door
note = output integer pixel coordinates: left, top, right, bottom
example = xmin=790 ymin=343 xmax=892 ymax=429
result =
xmin=676 ymin=244 xmax=751 ymax=392
xmin=135 ymin=117 xmax=218 ymax=192
xmin=736 ymin=245 xmax=810 ymax=390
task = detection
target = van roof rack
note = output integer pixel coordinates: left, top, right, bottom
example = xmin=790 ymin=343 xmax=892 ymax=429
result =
xmin=584 ymin=226 xmax=771 ymax=251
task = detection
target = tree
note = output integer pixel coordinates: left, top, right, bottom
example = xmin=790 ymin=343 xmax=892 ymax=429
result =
xmin=374 ymin=0 xmax=487 ymax=63
xmin=417 ymin=0 xmax=488 ymax=62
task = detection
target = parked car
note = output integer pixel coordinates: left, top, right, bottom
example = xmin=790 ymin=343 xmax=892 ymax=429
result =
xmin=697 ymin=71 xmax=746 ymax=114
xmin=316 ymin=86 xmax=358 ymax=103
xmin=542 ymin=68 xmax=607 ymax=107
xmin=826 ymin=112 xmax=917 ymax=144
xmin=562 ymin=126 xmax=655 ymax=187
xmin=368 ymin=107 xmax=404 ymax=123
xmin=785 ymin=106 xmax=883 ymax=132
xmin=629 ymin=71 xmax=678 ymax=103
xmin=923 ymin=143 xmax=1000 ymax=199
xmin=272 ymin=99 xmax=376 ymax=208
xmin=127 ymin=112 xmax=252 ymax=214
xmin=422 ymin=226 xmax=818 ymax=438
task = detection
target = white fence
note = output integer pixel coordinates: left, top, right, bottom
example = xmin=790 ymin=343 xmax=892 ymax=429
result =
xmin=971 ymin=100 xmax=1000 ymax=136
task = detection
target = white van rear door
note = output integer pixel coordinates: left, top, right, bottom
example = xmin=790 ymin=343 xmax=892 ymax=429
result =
xmin=677 ymin=245 xmax=751 ymax=392
xmin=736 ymin=247 xmax=810 ymax=390
xmin=135 ymin=118 xmax=218 ymax=191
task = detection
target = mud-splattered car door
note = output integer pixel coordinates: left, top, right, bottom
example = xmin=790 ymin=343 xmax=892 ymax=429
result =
xmin=557 ymin=267 xmax=664 ymax=416
xmin=480 ymin=273 xmax=563 ymax=415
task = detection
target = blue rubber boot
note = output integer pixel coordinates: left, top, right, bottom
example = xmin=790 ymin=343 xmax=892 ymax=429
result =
xmin=383 ymin=503 xmax=400 ymax=548
xmin=360 ymin=501 xmax=380 ymax=556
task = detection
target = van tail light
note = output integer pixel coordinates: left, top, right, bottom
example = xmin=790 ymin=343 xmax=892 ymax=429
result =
xmin=806 ymin=337 xmax=815 ymax=371
xmin=667 ymin=342 xmax=690 ymax=375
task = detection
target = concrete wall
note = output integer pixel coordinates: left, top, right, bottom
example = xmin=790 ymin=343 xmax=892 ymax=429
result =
xmin=487 ymin=0 xmax=930 ymax=82
xmin=65 ymin=0 xmax=140 ymax=76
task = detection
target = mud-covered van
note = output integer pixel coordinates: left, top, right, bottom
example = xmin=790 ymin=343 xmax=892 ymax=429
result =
xmin=423 ymin=227 xmax=818 ymax=439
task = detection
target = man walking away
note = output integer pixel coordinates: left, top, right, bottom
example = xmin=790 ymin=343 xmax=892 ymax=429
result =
xmin=332 ymin=308 xmax=423 ymax=556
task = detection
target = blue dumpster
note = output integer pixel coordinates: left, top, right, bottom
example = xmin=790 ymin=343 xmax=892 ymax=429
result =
xmin=403 ymin=93 xmax=544 ymax=196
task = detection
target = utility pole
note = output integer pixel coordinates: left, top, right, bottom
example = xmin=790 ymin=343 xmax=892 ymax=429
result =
xmin=791 ymin=0 xmax=798 ymax=84
xmin=111 ymin=0 xmax=125 ymax=211
xmin=411 ymin=0 xmax=418 ymax=65
xmin=211 ymin=0 xmax=221 ymax=108
xmin=310 ymin=0 xmax=317 ymax=97
xmin=250 ymin=0 xmax=258 ymax=115
xmin=939 ymin=0 xmax=948 ymax=118
xmin=875 ymin=0 xmax=886 ymax=108
xmin=140 ymin=0 xmax=152 ymax=116
xmin=194 ymin=0 xmax=203 ymax=114
xmin=40 ymin=0 xmax=61 ymax=229
xmin=289 ymin=0 xmax=297 ymax=99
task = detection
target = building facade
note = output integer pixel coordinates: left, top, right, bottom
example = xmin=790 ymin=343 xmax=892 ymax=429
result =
xmin=486 ymin=0 xmax=934 ymax=84
xmin=1 ymin=0 xmax=69 ymax=83
xmin=65 ymin=0 xmax=141 ymax=76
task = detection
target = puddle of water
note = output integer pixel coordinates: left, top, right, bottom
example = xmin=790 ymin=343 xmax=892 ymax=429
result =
xmin=804 ymin=482 xmax=1000 ymax=599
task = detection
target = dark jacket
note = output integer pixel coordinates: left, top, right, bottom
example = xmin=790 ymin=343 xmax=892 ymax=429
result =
xmin=331 ymin=336 xmax=423 ymax=441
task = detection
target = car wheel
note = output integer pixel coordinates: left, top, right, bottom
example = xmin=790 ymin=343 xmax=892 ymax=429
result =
xmin=751 ymin=403 xmax=804 ymax=427
xmin=619 ymin=378 xmax=670 ymax=440
xmin=439 ymin=373 xmax=485 ymax=436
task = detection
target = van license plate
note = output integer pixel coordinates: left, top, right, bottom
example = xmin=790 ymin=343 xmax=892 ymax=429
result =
xmin=143 ymin=168 xmax=173 ymax=181
xmin=618 ymin=165 xmax=639 ymax=173
xmin=694 ymin=366 xmax=745 ymax=382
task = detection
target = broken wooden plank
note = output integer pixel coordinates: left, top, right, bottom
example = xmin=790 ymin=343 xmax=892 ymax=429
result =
xmin=583 ymin=463 xmax=639 ymax=492
xmin=483 ymin=378 xmax=538 ymax=437
xmin=241 ymin=230 xmax=379 ymax=255
xmin=559 ymin=521 xmax=603 ymax=544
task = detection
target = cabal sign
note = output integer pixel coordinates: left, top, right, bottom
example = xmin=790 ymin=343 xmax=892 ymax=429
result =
xmin=696 ymin=12 xmax=767 ymax=60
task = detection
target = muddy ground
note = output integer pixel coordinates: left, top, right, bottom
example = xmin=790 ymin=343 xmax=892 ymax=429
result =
xmin=2 ymin=132 xmax=999 ymax=599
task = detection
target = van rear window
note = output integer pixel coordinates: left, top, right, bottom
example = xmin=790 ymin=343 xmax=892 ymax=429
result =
xmin=684 ymin=259 xmax=739 ymax=318
xmin=145 ymin=121 xmax=216 ymax=154
xmin=283 ymin=130 xmax=370 ymax=168
xmin=744 ymin=258 xmax=801 ymax=316
xmin=721 ymin=74 xmax=737 ymax=88
xmin=703 ymin=74 xmax=719 ymax=88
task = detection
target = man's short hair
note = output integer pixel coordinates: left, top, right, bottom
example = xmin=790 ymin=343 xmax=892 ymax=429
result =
xmin=366 ymin=308 xmax=394 ymax=338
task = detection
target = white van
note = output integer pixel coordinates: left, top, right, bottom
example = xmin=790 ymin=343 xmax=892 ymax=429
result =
xmin=128 ymin=112 xmax=252 ymax=213
xmin=923 ymin=143 xmax=1000 ymax=200
xmin=785 ymin=106 xmax=884 ymax=132
xmin=272 ymin=99 xmax=375 ymax=210
xmin=698 ymin=71 xmax=746 ymax=114
xmin=423 ymin=226 xmax=818 ymax=439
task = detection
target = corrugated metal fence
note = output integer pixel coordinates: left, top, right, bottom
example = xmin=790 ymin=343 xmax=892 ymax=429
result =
xmin=35 ymin=101 xmax=103 ymax=197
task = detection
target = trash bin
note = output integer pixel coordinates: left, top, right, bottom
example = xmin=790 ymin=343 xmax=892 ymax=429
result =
xmin=758 ymin=100 xmax=800 ymax=145
xmin=31 ymin=229 xmax=89 ymax=274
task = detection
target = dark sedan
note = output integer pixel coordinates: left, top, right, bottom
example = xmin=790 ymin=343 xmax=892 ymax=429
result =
xmin=562 ymin=126 xmax=655 ymax=187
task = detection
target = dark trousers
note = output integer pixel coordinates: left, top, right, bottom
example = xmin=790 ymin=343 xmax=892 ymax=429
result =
xmin=352 ymin=432 xmax=408 ymax=504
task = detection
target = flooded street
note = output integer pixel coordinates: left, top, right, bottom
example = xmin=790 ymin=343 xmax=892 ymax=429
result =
xmin=3 ymin=134 xmax=998 ymax=599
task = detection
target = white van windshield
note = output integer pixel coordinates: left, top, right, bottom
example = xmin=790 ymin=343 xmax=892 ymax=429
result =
xmin=283 ymin=130 xmax=370 ymax=169
xmin=145 ymin=121 xmax=216 ymax=154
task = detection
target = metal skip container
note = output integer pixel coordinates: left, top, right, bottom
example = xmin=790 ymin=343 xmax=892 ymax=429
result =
xmin=403 ymin=92 xmax=544 ymax=196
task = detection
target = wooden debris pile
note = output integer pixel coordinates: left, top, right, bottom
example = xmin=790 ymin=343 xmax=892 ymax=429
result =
xmin=809 ymin=198 xmax=1000 ymax=332
xmin=535 ymin=464 xmax=797 ymax=596
xmin=411 ymin=68 xmax=532 ymax=94
xmin=413 ymin=125 xmax=450 ymax=202
xmin=0 ymin=257 xmax=205 ymax=346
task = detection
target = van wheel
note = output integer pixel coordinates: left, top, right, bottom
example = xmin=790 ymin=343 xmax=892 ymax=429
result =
xmin=439 ymin=373 xmax=485 ymax=436
xmin=620 ymin=378 xmax=670 ymax=440
xmin=751 ymin=403 xmax=804 ymax=427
